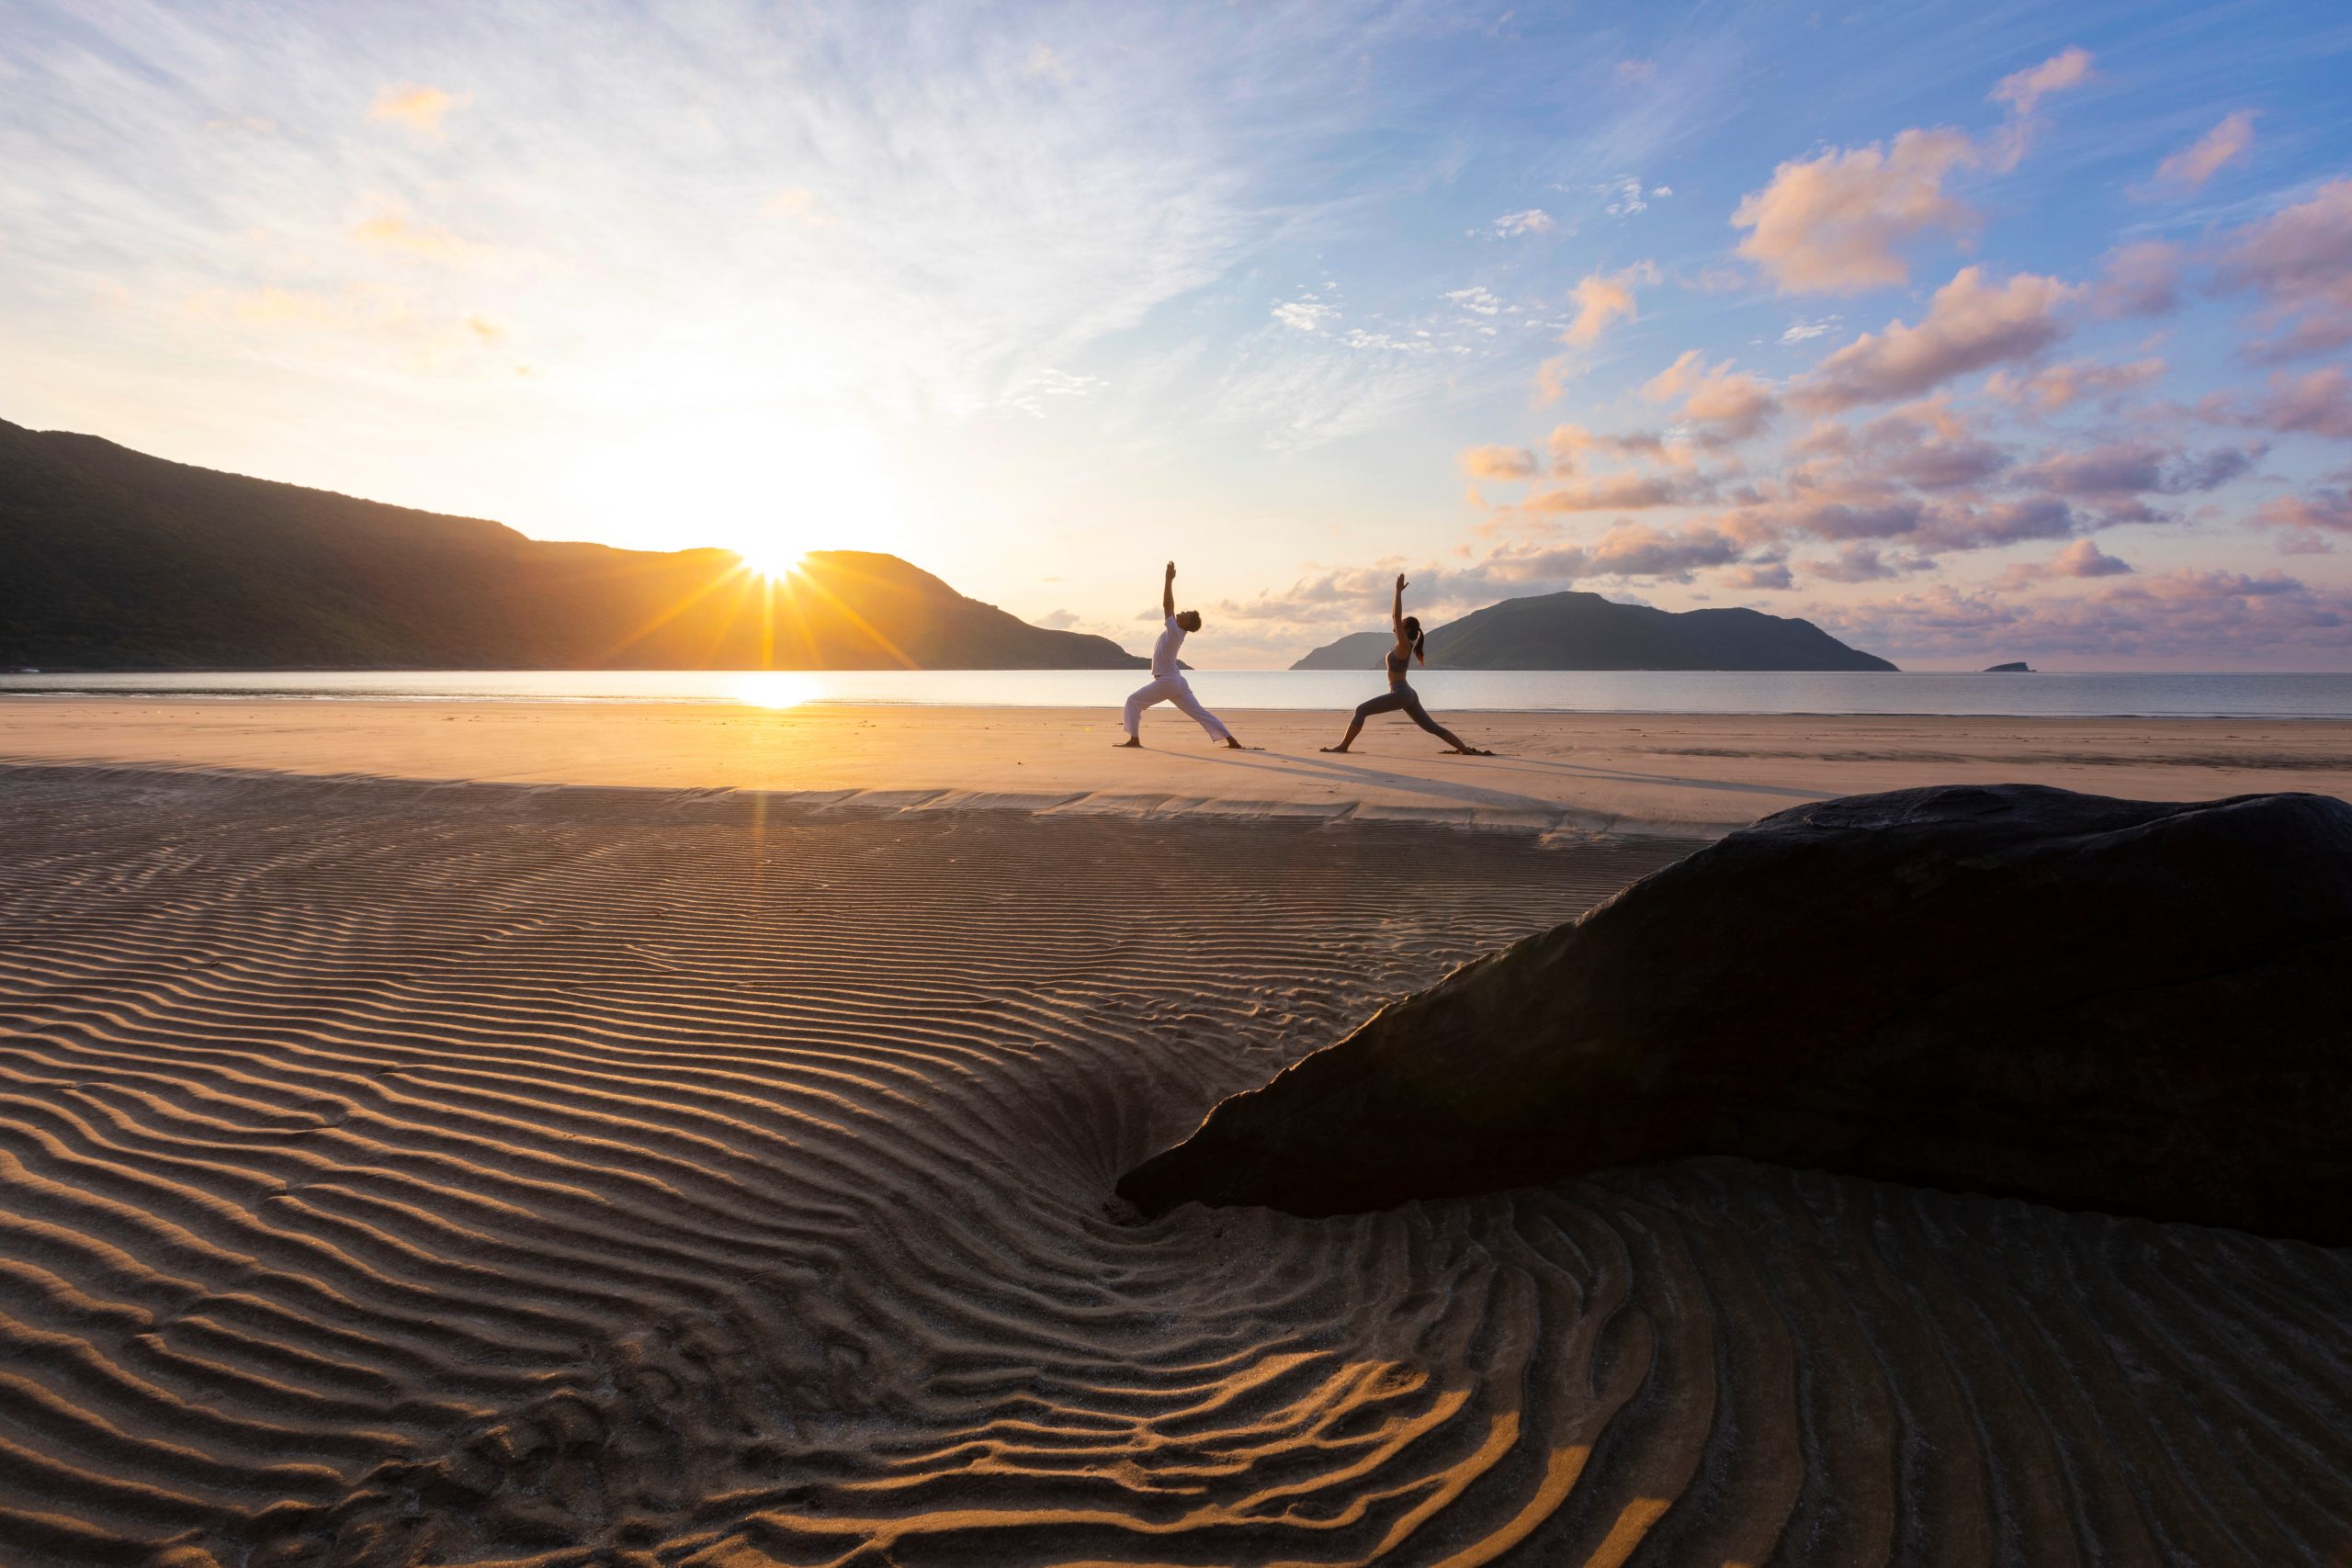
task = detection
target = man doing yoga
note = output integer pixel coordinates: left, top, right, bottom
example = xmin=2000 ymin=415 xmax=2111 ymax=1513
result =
xmin=1115 ymin=561 xmax=1244 ymax=750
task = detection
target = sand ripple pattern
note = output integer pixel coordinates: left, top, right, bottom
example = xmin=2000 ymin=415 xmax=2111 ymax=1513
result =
xmin=0 ymin=768 xmax=2345 ymax=1567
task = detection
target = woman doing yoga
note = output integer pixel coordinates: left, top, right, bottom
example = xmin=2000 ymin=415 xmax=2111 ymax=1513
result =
xmin=1320 ymin=575 xmax=1494 ymax=755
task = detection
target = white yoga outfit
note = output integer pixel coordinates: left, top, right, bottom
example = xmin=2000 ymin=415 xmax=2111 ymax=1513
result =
xmin=1123 ymin=616 xmax=1233 ymax=740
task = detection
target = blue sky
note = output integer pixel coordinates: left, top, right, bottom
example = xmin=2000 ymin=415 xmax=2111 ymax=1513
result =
xmin=5 ymin=0 xmax=2351 ymax=667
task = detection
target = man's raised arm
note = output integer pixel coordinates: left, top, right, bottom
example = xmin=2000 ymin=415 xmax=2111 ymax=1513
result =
xmin=1163 ymin=561 xmax=1177 ymax=619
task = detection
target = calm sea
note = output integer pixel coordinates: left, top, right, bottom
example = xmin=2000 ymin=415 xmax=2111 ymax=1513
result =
xmin=4 ymin=668 xmax=2350 ymax=718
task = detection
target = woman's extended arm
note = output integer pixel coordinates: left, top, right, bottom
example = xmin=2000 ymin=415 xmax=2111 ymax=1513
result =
xmin=1391 ymin=573 xmax=1408 ymax=632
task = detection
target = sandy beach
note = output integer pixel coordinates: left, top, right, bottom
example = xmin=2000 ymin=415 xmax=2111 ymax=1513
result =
xmin=1 ymin=754 xmax=2347 ymax=1564
xmin=6 ymin=699 xmax=2349 ymax=836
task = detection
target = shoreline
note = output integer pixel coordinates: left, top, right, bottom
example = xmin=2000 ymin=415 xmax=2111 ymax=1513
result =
xmin=6 ymin=698 xmax=2349 ymax=840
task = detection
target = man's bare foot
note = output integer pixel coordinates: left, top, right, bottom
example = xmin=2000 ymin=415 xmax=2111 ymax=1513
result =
xmin=1113 ymin=737 xmax=1141 ymax=748
xmin=1319 ymin=745 xmax=1351 ymax=753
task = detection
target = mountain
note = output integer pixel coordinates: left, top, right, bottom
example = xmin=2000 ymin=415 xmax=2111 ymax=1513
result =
xmin=0 ymin=420 xmax=1143 ymax=670
xmin=1290 ymin=590 xmax=1896 ymax=671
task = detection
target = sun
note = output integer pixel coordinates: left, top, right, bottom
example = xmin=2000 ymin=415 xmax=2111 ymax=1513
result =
xmin=735 ymin=542 xmax=808 ymax=581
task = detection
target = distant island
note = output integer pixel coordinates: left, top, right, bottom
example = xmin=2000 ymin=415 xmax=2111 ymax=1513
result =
xmin=1291 ymin=589 xmax=1896 ymax=671
xmin=1984 ymin=661 xmax=2035 ymax=673
xmin=0 ymin=419 xmax=1144 ymax=671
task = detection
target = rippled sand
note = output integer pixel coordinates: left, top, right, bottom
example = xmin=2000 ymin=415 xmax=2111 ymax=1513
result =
xmin=0 ymin=767 xmax=2345 ymax=1566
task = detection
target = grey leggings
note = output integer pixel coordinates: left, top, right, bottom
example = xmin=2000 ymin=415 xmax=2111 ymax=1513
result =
xmin=1342 ymin=682 xmax=1464 ymax=748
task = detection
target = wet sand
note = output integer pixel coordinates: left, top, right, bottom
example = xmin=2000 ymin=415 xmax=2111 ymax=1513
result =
xmin=0 ymin=765 xmax=2346 ymax=1565
xmin=6 ymin=699 xmax=2349 ymax=837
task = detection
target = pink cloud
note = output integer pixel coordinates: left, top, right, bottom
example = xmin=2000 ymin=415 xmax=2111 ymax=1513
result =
xmin=1724 ymin=562 xmax=1794 ymax=591
xmin=1995 ymin=538 xmax=2134 ymax=589
xmin=1792 ymin=267 xmax=2075 ymax=412
xmin=2152 ymin=110 xmax=2257 ymax=194
xmin=2253 ymin=487 xmax=2352 ymax=534
xmin=2090 ymin=240 xmax=2186 ymax=319
xmin=2216 ymin=179 xmax=2352 ymax=364
xmin=1563 ymin=262 xmax=1661 ymax=345
xmin=1731 ymin=129 xmax=1978 ymax=294
xmin=1987 ymin=356 xmax=2166 ymax=411
xmin=2213 ymin=367 xmax=2352 ymax=439
xmin=1814 ymin=569 xmax=2348 ymax=662
xmin=1806 ymin=543 xmax=1939 ymax=582
xmin=1641 ymin=350 xmax=1782 ymax=441
xmin=1989 ymin=47 xmax=2095 ymax=118
xmin=1523 ymin=472 xmax=1713 ymax=512
xmin=1584 ymin=523 xmax=1745 ymax=580
xmin=1459 ymin=445 xmax=1538 ymax=479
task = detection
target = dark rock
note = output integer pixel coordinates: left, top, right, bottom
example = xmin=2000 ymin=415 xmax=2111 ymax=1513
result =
xmin=1984 ymin=660 xmax=2034 ymax=672
xmin=1117 ymin=785 xmax=2352 ymax=1243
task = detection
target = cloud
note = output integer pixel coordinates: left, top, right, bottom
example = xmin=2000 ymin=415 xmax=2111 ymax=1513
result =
xmin=1643 ymin=349 xmax=1781 ymax=441
xmin=1480 ymin=209 xmax=1555 ymax=239
xmin=1815 ymin=568 xmax=2346 ymax=662
xmin=1792 ymin=266 xmax=2074 ymax=412
xmin=1272 ymin=298 xmax=1337 ymax=332
xmin=1547 ymin=423 xmax=1693 ymax=471
xmin=1989 ymin=47 xmax=2094 ymax=118
xmin=1806 ymin=543 xmax=1939 ymax=582
xmin=349 ymin=213 xmax=485 ymax=264
xmin=1725 ymin=561 xmax=1793 ymax=591
xmin=368 ymin=83 xmax=464 ymax=141
xmin=2211 ymin=367 xmax=2352 ymax=439
xmin=1614 ymin=59 xmax=1657 ymax=85
xmin=1524 ymin=471 xmax=1711 ymax=511
xmin=1582 ymin=522 xmax=1744 ymax=580
xmin=2253 ymin=487 xmax=2352 ymax=534
xmin=1779 ymin=316 xmax=1841 ymax=344
xmin=1460 ymin=444 xmax=1537 ymax=479
xmin=762 ymin=186 xmax=832 ymax=227
xmin=2014 ymin=440 xmax=2253 ymax=498
xmin=2090 ymin=240 xmax=2185 ymax=319
xmin=1444 ymin=286 xmax=1504 ymax=315
xmin=1563 ymin=261 xmax=1658 ymax=345
xmin=1732 ymin=129 xmax=1978 ymax=294
xmin=1823 ymin=400 xmax=2009 ymax=489
xmin=1602 ymin=177 xmax=1649 ymax=217
xmin=2151 ymin=109 xmax=2257 ymax=195
xmin=2215 ymin=178 xmax=2352 ymax=364
xmin=1986 ymin=356 xmax=2165 ymax=411
xmin=1995 ymin=538 xmax=2134 ymax=589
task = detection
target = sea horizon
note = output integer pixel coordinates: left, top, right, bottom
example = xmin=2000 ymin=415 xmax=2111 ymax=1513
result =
xmin=8 ymin=666 xmax=2352 ymax=719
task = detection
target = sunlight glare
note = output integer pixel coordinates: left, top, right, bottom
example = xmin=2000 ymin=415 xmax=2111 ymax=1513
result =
xmin=728 ymin=671 xmax=822 ymax=709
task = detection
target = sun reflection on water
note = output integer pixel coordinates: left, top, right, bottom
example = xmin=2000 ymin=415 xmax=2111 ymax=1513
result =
xmin=727 ymin=671 xmax=823 ymax=709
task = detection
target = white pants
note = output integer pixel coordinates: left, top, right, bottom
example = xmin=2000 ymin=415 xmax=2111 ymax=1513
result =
xmin=1123 ymin=674 xmax=1232 ymax=741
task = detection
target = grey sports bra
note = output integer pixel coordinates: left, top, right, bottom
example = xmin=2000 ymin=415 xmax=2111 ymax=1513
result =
xmin=1385 ymin=642 xmax=1410 ymax=683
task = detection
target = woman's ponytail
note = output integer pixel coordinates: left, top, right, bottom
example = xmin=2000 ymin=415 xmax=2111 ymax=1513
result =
xmin=1413 ymin=627 xmax=1426 ymax=663
xmin=1402 ymin=615 xmax=1426 ymax=664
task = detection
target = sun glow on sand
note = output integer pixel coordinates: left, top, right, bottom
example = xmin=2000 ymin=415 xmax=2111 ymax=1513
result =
xmin=726 ymin=671 xmax=822 ymax=708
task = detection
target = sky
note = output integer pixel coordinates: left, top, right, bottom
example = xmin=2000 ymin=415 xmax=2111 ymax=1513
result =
xmin=5 ymin=1 xmax=2352 ymax=670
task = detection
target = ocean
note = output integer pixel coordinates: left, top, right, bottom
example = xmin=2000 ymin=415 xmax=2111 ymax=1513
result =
xmin=5 ymin=668 xmax=2351 ymax=718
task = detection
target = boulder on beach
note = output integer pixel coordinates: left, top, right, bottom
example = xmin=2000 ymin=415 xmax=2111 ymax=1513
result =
xmin=1118 ymin=784 xmax=2352 ymax=1242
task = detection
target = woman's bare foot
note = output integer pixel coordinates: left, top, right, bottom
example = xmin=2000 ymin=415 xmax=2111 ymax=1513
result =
xmin=1220 ymin=737 xmax=1246 ymax=749
xmin=1113 ymin=737 xmax=1141 ymax=749
xmin=1319 ymin=744 xmax=1351 ymax=753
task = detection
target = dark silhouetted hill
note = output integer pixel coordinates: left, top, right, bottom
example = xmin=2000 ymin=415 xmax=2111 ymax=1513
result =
xmin=1291 ymin=590 xmax=1895 ymax=671
xmin=0 ymin=420 xmax=1143 ymax=670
